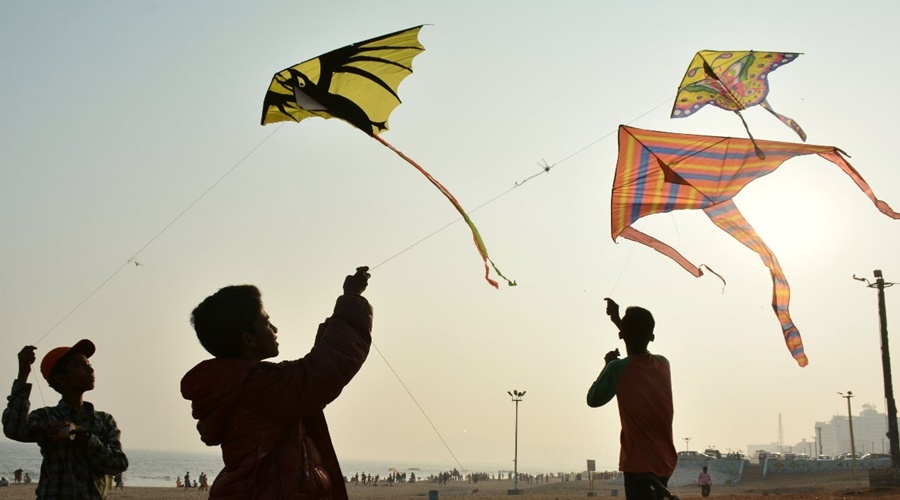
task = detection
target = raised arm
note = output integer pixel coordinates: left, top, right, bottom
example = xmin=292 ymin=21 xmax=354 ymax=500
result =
xmin=2 ymin=346 xmax=40 ymax=442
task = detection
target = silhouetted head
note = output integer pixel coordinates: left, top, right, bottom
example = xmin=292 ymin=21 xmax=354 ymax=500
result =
xmin=192 ymin=285 xmax=269 ymax=359
xmin=41 ymin=339 xmax=96 ymax=395
xmin=618 ymin=306 xmax=655 ymax=350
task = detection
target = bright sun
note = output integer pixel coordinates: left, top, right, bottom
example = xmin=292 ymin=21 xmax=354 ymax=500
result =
xmin=735 ymin=168 xmax=841 ymax=264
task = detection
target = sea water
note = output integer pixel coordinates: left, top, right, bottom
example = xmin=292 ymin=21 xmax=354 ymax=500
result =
xmin=0 ymin=441 xmax=534 ymax=488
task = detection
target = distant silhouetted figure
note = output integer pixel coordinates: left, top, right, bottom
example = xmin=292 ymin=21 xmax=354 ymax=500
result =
xmin=587 ymin=299 xmax=677 ymax=500
xmin=698 ymin=465 xmax=712 ymax=497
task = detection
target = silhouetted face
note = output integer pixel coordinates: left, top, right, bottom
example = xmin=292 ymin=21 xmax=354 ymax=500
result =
xmin=55 ymin=353 xmax=95 ymax=393
xmin=247 ymin=307 xmax=279 ymax=360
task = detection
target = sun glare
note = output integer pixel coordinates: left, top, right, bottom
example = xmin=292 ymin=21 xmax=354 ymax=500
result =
xmin=736 ymin=168 xmax=841 ymax=264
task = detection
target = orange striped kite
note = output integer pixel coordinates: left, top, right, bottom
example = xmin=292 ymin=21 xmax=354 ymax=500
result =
xmin=611 ymin=125 xmax=899 ymax=366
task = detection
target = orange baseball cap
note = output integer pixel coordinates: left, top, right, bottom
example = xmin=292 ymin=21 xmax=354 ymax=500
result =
xmin=40 ymin=339 xmax=96 ymax=383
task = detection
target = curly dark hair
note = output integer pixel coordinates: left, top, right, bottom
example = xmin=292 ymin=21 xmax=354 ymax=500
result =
xmin=190 ymin=285 xmax=262 ymax=358
xmin=621 ymin=306 xmax=655 ymax=340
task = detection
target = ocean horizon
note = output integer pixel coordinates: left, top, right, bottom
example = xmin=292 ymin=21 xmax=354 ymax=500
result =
xmin=0 ymin=441 xmax=583 ymax=488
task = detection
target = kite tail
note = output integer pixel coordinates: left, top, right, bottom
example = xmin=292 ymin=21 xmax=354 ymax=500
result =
xmin=733 ymin=111 xmax=766 ymax=160
xmin=818 ymin=150 xmax=900 ymax=220
xmin=759 ymin=100 xmax=807 ymax=141
xmin=617 ymin=227 xmax=727 ymax=286
xmin=703 ymin=200 xmax=808 ymax=367
xmin=372 ymin=134 xmax=516 ymax=288
xmin=617 ymin=226 xmax=703 ymax=277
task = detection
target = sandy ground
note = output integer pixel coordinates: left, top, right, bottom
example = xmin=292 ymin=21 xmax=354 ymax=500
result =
xmin=0 ymin=467 xmax=899 ymax=499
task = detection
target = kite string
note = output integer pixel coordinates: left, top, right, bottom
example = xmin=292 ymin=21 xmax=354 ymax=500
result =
xmin=25 ymin=124 xmax=286 ymax=406
xmin=30 ymin=124 xmax=286 ymax=348
xmin=372 ymin=94 xmax=674 ymax=272
xmin=370 ymin=341 xmax=467 ymax=473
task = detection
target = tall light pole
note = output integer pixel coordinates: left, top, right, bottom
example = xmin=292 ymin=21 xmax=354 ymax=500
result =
xmin=854 ymin=270 xmax=899 ymax=468
xmin=683 ymin=437 xmax=691 ymax=452
xmin=507 ymin=390 xmax=525 ymax=495
xmin=839 ymin=391 xmax=857 ymax=476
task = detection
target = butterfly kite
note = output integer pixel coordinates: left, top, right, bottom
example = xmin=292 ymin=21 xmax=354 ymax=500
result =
xmin=611 ymin=125 xmax=899 ymax=366
xmin=672 ymin=51 xmax=806 ymax=159
xmin=261 ymin=26 xmax=514 ymax=287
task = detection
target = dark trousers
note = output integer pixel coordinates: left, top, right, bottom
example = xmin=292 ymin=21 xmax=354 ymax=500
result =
xmin=701 ymin=484 xmax=711 ymax=497
xmin=623 ymin=472 xmax=670 ymax=500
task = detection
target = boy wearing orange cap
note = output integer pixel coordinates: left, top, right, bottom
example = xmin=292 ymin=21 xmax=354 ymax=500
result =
xmin=2 ymin=340 xmax=128 ymax=499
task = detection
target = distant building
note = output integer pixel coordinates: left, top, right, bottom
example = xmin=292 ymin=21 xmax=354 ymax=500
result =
xmin=810 ymin=403 xmax=896 ymax=456
xmin=747 ymin=404 xmax=898 ymax=459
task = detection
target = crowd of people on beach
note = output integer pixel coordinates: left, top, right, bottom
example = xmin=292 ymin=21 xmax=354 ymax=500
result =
xmin=344 ymin=468 xmax=624 ymax=487
xmin=175 ymin=471 xmax=209 ymax=490
xmin=0 ymin=468 xmax=31 ymax=487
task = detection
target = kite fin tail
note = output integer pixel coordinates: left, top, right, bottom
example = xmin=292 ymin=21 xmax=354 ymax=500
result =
xmin=372 ymin=135 xmax=515 ymax=288
xmin=734 ymin=111 xmax=766 ymax=160
xmin=703 ymin=200 xmax=808 ymax=367
xmin=817 ymin=151 xmax=900 ymax=220
xmin=760 ymin=100 xmax=807 ymax=141
xmin=617 ymin=226 xmax=703 ymax=277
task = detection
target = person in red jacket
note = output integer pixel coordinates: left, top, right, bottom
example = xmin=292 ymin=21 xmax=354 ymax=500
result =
xmin=586 ymin=298 xmax=677 ymax=500
xmin=181 ymin=266 xmax=372 ymax=499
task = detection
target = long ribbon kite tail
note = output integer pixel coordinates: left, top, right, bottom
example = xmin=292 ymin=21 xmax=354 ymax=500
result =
xmin=759 ymin=100 xmax=807 ymax=141
xmin=703 ymin=200 xmax=808 ymax=367
xmin=733 ymin=111 xmax=766 ymax=160
xmin=372 ymin=134 xmax=516 ymax=288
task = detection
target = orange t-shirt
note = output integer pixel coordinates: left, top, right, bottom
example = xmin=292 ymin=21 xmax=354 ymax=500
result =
xmin=587 ymin=354 xmax=677 ymax=476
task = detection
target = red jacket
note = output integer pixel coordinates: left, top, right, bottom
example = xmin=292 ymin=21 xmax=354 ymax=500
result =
xmin=181 ymin=295 xmax=372 ymax=499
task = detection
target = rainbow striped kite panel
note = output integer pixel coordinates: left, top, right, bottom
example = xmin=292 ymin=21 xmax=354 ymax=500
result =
xmin=612 ymin=126 xmax=899 ymax=366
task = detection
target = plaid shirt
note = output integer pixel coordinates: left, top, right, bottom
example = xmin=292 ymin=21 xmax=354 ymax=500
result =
xmin=2 ymin=379 xmax=128 ymax=500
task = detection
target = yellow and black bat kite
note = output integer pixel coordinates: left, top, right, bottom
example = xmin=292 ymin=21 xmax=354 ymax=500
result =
xmin=261 ymin=25 xmax=514 ymax=288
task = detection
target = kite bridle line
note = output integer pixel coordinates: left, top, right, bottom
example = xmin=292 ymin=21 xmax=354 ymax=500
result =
xmin=700 ymin=52 xmax=767 ymax=159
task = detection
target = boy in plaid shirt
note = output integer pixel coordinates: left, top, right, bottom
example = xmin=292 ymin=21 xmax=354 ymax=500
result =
xmin=3 ymin=339 xmax=128 ymax=499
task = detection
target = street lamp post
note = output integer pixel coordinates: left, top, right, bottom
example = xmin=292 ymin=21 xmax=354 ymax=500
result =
xmin=682 ymin=437 xmax=691 ymax=452
xmin=507 ymin=390 xmax=525 ymax=495
xmin=854 ymin=270 xmax=900 ymax=468
xmin=839 ymin=391 xmax=857 ymax=476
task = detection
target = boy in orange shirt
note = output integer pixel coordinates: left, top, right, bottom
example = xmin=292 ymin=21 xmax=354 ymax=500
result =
xmin=587 ymin=299 xmax=677 ymax=500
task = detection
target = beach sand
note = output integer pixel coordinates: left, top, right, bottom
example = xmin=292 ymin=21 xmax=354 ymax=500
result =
xmin=0 ymin=468 xmax=899 ymax=499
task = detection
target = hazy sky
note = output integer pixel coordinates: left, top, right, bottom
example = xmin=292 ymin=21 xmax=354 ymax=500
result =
xmin=2 ymin=1 xmax=899 ymax=472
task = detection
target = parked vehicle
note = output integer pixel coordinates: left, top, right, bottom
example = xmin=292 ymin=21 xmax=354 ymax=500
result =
xmin=678 ymin=451 xmax=712 ymax=460
xmin=861 ymin=453 xmax=891 ymax=460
